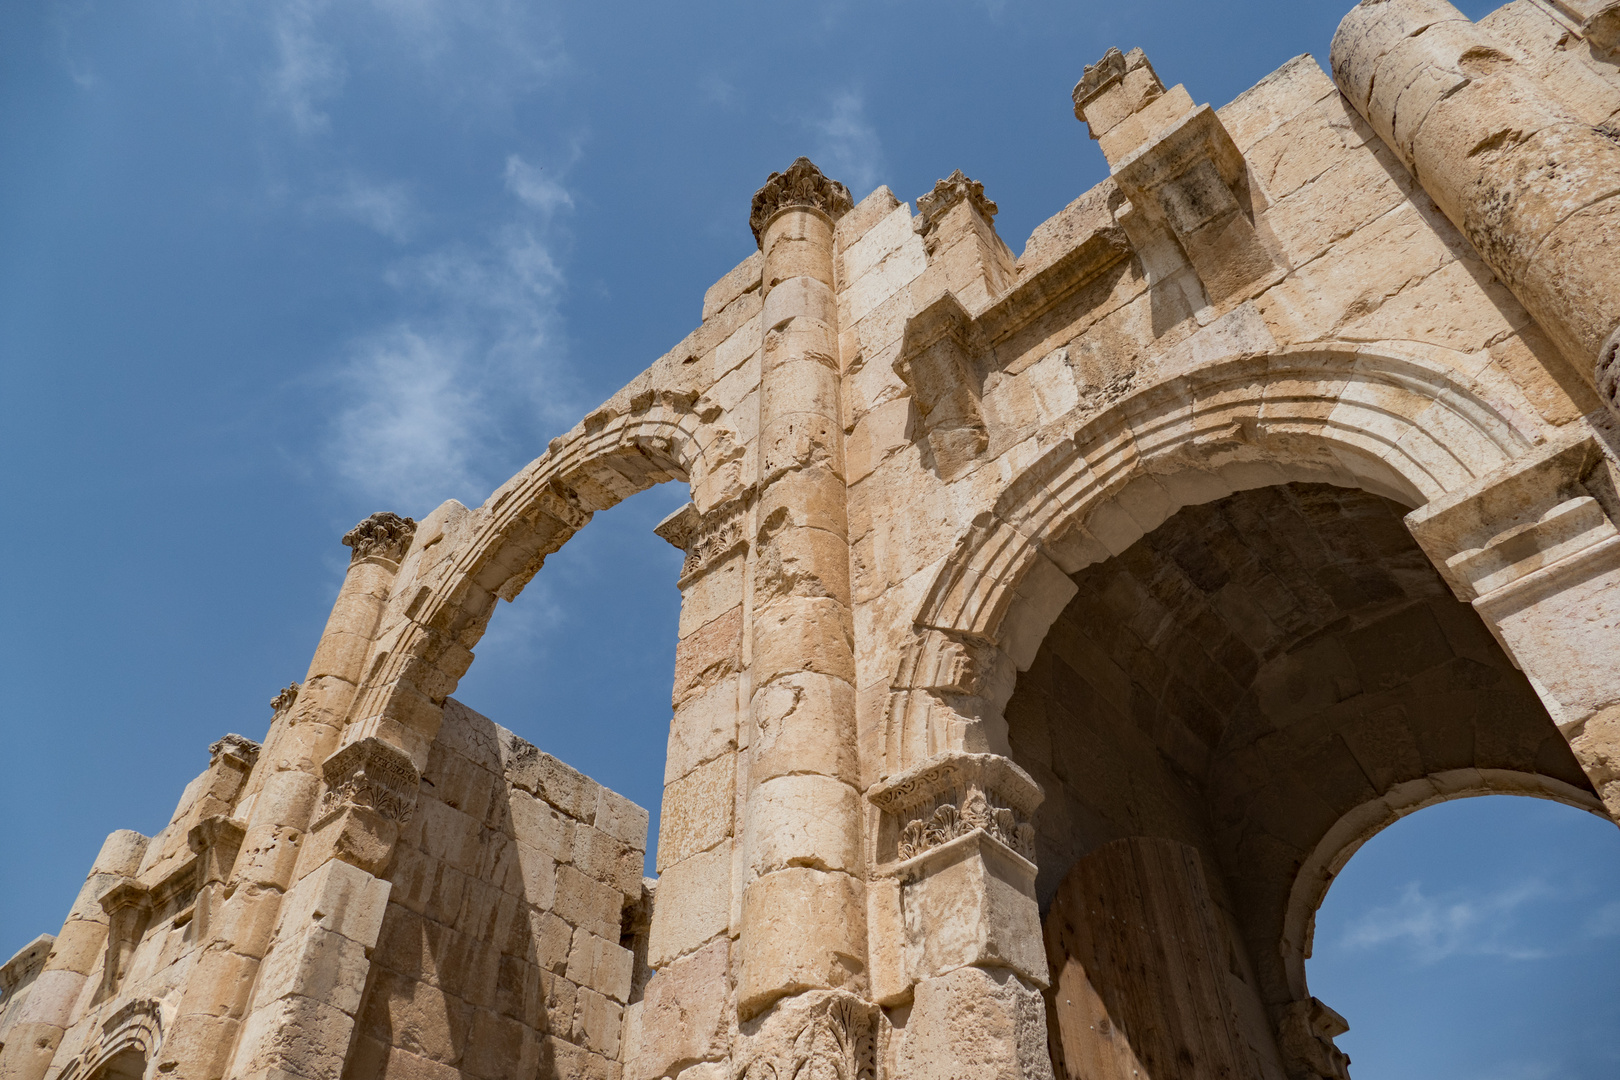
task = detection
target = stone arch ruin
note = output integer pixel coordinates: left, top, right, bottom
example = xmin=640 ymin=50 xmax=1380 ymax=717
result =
xmin=4 ymin=1 xmax=1620 ymax=1078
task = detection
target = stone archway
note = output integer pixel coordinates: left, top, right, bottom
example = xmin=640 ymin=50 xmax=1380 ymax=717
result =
xmin=880 ymin=344 xmax=1548 ymax=785
xmin=1004 ymin=480 xmax=1603 ymax=1077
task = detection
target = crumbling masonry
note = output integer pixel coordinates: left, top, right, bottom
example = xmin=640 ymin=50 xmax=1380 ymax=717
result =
xmin=5 ymin=1 xmax=1620 ymax=1077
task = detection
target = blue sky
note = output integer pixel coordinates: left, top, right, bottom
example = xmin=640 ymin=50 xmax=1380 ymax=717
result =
xmin=4 ymin=0 xmax=1618 ymax=1072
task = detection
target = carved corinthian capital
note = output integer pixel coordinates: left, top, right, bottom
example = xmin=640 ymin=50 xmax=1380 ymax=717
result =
xmin=915 ymin=169 xmax=998 ymax=236
xmin=342 ymin=511 xmax=417 ymax=564
xmin=749 ymin=157 xmax=854 ymax=246
xmin=318 ymin=737 xmax=421 ymax=824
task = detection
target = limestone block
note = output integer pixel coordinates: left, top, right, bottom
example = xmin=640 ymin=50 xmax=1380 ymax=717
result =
xmin=737 ymin=868 xmax=866 ymax=1017
xmin=749 ymin=673 xmax=860 ymax=786
xmin=509 ymin=790 xmax=574 ymax=863
xmin=254 ymin=925 xmax=371 ymax=1017
xmin=574 ymin=826 xmax=645 ymax=897
xmin=646 ymin=843 xmax=731 ymax=968
xmin=594 ymin=787 xmax=650 ymax=852
xmin=672 ymin=607 xmax=743 ymax=705
xmin=504 ymin=747 xmax=596 ymax=825
xmin=742 ymin=775 xmax=863 ymax=876
xmin=232 ymin=992 xmax=357 ymax=1080
xmin=421 ymin=746 xmax=497 ymax=825
xmin=676 ymin=553 xmax=744 ymax=639
xmin=275 ymin=859 xmax=392 ymax=948
xmin=635 ymin=939 xmax=731 ymax=1080
xmin=666 ymin=675 xmax=741 ymax=784
xmin=658 ymin=754 xmax=735 ymax=871
xmin=761 ymin=276 xmax=836 ymax=329
xmin=567 ymin=931 xmax=635 ymax=1004
xmin=998 ymin=554 xmax=1080 ymax=673
xmin=461 ymin=1008 xmax=527 ymax=1080
xmin=573 ymin=986 xmax=623 ymax=1058
xmin=755 ymin=462 xmax=850 ymax=537
xmin=526 ymin=909 xmax=574 ymax=974
xmin=751 ymin=596 xmax=856 ymax=687
xmin=555 ymin=864 xmax=624 ymax=943
xmin=703 ymin=251 xmax=762 ymax=322
xmin=895 ymin=966 xmax=1052 ymax=1080
xmin=752 ymin=524 xmax=852 ymax=607
xmin=866 ymin=876 xmax=908 ymax=1006
xmin=899 ymin=832 xmax=1048 ymax=988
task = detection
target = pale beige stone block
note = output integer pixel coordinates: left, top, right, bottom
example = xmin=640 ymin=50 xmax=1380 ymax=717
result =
xmin=573 ymin=986 xmax=623 ymax=1058
xmin=509 ymin=790 xmax=574 ymax=862
xmin=658 ymin=754 xmax=735 ymax=871
xmin=900 ymin=833 xmax=1048 ymax=988
xmin=529 ymin=909 xmax=574 ymax=974
xmin=573 ymin=826 xmax=644 ymax=897
xmin=895 ymin=966 xmax=1053 ymax=1080
xmin=554 ymin=864 xmax=624 ymax=943
xmin=513 ymin=842 xmax=558 ymax=908
xmin=646 ymin=843 xmax=731 ymax=968
xmin=751 ymin=596 xmax=856 ymax=687
xmin=567 ymin=931 xmax=635 ymax=1004
xmin=737 ymin=868 xmax=865 ymax=1017
xmin=594 ymin=786 xmax=650 ymax=851
xmin=635 ymin=939 xmax=730 ymax=1080
xmin=743 ymin=774 xmax=862 ymax=877
xmin=274 ymin=859 xmax=392 ymax=948
xmin=749 ymin=673 xmax=859 ymax=786
xmin=665 ymin=675 xmax=741 ymax=784
xmin=676 ymin=552 xmax=744 ymax=639
xmin=253 ymin=925 xmax=371 ymax=1017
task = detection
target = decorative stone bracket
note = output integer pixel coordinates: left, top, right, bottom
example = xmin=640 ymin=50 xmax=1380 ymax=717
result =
xmin=894 ymin=293 xmax=987 ymax=480
xmin=96 ymin=879 xmax=152 ymax=1002
xmin=307 ymin=737 xmax=422 ymax=874
xmin=1110 ymin=103 xmax=1279 ymax=303
xmin=1407 ymin=430 xmax=1620 ymax=814
xmin=867 ymin=753 xmax=1049 ymax=1001
xmin=653 ymin=498 xmax=747 ymax=583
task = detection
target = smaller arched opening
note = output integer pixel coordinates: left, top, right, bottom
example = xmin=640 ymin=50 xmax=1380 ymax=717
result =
xmin=1305 ymin=794 xmax=1620 ymax=1078
xmin=86 ymin=1049 xmax=145 ymax=1080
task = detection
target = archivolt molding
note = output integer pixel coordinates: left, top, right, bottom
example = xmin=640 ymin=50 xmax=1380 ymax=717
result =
xmin=1280 ymin=771 xmax=1607 ymax=1002
xmin=57 ymin=997 xmax=166 ymax=1080
xmin=341 ymin=391 xmax=704 ymax=759
xmin=883 ymin=345 xmax=1552 ymax=780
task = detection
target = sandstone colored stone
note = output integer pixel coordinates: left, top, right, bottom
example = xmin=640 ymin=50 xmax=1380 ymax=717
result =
xmin=636 ymin=940 xmax=731 ymax=1080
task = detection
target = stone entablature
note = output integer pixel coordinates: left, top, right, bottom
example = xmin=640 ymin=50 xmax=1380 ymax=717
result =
xmin=8 ymin=2 xmax=1620 ymax=1079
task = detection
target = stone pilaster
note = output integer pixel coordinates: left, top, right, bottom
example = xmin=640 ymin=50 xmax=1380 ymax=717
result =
xmin=737 ymin=157 xmax=869 ymax=1023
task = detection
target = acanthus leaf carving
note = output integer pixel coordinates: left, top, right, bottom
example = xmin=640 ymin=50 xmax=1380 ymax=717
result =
xmin=317 ymin=737 xmax=420 ymax=824
xmin=342 ymin=511 xmax=417 ymax=564
xmin=737 ymin=991 xmax=877 ymax=1080
xmin=749 ymin=157 xmax=854 ymax=246
xmin=915 ymin=169 xmax=998 ymax=239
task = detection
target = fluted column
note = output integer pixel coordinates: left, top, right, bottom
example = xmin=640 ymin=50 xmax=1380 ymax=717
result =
xmin=1332 ymin=0 xmax=1620 ymax=412
xmin=735 ymin=158 xmax=869 ymax=1026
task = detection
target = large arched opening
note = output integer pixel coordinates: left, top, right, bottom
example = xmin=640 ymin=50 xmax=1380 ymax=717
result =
xmin=1015 ymin=482 xmax=1599 ymax=1078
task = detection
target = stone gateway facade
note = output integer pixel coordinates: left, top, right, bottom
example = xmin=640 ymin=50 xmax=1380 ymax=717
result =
xmin=5 ymin=0 xmax=1620 ymax=1077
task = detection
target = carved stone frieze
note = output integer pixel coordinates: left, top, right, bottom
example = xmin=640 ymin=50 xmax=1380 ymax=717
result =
xmin=736 ymin=990 xmax=878 ymax=1080
xmin=654 ymin=499 xmax=747 ymax=581
xmin=869 ymin=752 xmax=1042 ymax=865
xmin=749 ymin=157 xmax=854 ymax=246
xmin=317 ymin=737 xmax=421 ymax=824
xmin=342 ymin=511 xmax=417 ymax=564
xmin=915 ymin=169 xmax=998 ymax=237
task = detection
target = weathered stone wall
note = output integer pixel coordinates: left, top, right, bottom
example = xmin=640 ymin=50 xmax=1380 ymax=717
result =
xmin=349 ymin=699 xmax=648 ymax=1080
xmin=9 ymin=1 xmax=1620 ymax=1078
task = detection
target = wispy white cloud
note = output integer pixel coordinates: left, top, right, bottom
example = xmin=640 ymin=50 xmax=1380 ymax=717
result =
xmin=267 ymin=0 xmax=344 ymax=134
xmin=504 ymin=155 xmax=573 ymax=217
xmin=322 ymin=160 xmax=579 ymax=511
xmin=812 ymin=89 xmax=884 ymax=198
xmin=1337 ymin=880 xmax=1553 ymax=964
xmin=261 ymin=0 xmax=565 ymax=134
xmin=306 ymin=174 xmax=418 ymax=241
xmin=1584 ymin=900 xmax=1620 ymax=938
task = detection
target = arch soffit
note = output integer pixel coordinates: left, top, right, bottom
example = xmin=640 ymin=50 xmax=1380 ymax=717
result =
xmin=1280 ymin=771 xmax=1610 ymax=1002
xmin=346 ymin=390 xmax=705 ymax=735
xmin=886 ymin=345 xmax=1552 ymax=775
